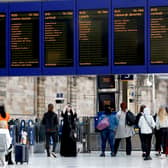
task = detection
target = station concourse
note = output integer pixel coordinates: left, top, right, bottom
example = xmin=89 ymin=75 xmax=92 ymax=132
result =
xmin=0 ymin=0 xmax=168 ymax=167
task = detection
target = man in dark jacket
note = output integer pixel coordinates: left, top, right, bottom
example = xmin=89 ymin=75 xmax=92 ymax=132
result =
xmin=42 ymin=104 xmax=58 ymax=157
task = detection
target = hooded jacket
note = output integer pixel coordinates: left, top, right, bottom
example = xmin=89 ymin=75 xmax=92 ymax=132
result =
xmin=138 ymin=108 xmax=155 ymax=134
xmin=42 ymin=111 xmax=58 ymax=133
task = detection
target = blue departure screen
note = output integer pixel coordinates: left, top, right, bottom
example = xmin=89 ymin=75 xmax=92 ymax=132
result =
xmin=0 ymin=13 xmax=6 ymax=68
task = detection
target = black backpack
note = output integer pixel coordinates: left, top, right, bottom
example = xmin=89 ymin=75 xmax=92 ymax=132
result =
xmin=126 ymin=111 xmax=136 ymax=126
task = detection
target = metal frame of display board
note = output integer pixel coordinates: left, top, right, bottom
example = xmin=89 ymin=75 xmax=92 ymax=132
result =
xmin=76 ymin=0 xmax=112 ymax=75
xmin=148 ymin=0 xmax=168 ymax=73
xmin=41 ymin=0 xmax=77 ymax=75
xmin=8 ymin=2 xmax=42 ymax=76
xmin=112 ymin=0 xmax=148 ymax=74
xmin=0 ymin=3 xmax=9 ymax=76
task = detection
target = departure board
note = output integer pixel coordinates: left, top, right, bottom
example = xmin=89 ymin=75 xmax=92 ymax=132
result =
xmin=45 ymin=11 xmax=73 ymax=67
xmin=114 ymin=8 xmax=144 ymax=65
xmin=151 ymin=7 xmax=168 ymax=64
xmin=0 ymin=13 xmax=6 ymax=68
xmin=11 ymin=12 xmax=39 ymax=67
xmin=99 ymin=93 xmax=116 ymax=111
xmin=98 ymin=75 xmax=115 ymax=89
xmin=79 ymin=10 xmax=108 ymax=66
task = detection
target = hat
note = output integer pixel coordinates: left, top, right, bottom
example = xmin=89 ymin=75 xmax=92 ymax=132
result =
xmin=144 ymin=108 xmax=150 ymax=115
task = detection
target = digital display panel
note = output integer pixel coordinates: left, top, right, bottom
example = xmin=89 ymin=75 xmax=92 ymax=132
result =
xmin=151 ymin=7 xmax=168 ymax=64
xmin=99 ymin=93 xmax=116 ymax=111
xmin=79 ymin=10 xmax=108 ymax=66
xmin=98 ymin=75 xmax=115 ymax=89
xmin=11 ymin=12 xmax=39 ymax=67
xmin=0 ymin=13 xmax=6 ymax=68
xmin=45 ymin=11 xmax=73 ymax=67
xmin=114 ymin=8 xmax=144 ymax=65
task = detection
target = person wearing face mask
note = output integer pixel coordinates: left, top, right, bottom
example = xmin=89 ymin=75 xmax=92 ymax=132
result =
xmin=138 ymin=107 xmax=155 ymax=160
xmin=60 ymin=104 xmax=77 ymax=157
xmin=114 ymin=102 xmax=135 ymax=156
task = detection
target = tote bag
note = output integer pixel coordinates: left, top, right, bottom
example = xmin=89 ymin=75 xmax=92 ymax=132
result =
xmin=96 ymin=117 xmax=110 ymax=131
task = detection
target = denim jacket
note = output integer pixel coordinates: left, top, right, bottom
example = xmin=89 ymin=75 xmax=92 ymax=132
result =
xmin=100 ymin=112 xmax=119 ymax=131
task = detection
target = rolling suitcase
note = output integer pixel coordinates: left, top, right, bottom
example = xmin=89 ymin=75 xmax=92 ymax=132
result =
xmin=15 ymin=144 xmax=29 ymax=164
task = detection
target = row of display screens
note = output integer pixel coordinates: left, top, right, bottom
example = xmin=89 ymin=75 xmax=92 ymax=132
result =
xmin=0 ymin=5 xmax=168 ymax=74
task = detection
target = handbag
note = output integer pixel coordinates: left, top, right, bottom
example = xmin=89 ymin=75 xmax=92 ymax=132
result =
xmin=96 ymin=117 xmax=110 ymax=131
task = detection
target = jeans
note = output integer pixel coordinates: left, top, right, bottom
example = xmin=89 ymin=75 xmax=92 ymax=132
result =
xmin=114 ymin=137 xmax=132 ymax=155
xmin=101 ymin=129 xmax=115 ymax=153
xmin=46 ymin=132 xmax=57 ymax=155
xmin=141 ymin=134 xmax=152 ymax=157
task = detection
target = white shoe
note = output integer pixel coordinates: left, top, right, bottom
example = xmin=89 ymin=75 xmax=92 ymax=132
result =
xmin=51 ymin=152 xmax=57 ymax=158
xmin=160 ymin=155 xmax=166 ymax=159
xmin=3 ymin=161 xmax=7 ymax=168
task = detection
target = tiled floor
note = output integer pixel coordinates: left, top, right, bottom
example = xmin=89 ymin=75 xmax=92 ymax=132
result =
xmin=5 ymin=152 xmax=168 ymax=168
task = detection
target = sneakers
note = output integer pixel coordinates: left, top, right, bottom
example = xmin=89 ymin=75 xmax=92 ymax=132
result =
xmin=144 ymin=156 xmax=152 ymax=160
xmin=51 ymin=152 xmax=57 ymax=158
xmin=100 ymin=153 xmax=105 ymax=157
xmin=155 ymin=153 xmax=161 ymax=157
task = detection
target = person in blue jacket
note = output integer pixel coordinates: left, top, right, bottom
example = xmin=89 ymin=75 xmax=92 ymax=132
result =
xmin=99 ymin=105 xmax=119 ymax=157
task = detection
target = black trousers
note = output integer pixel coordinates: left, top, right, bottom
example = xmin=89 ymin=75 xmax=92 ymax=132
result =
xmin=160 ymin=128 xmax=168 ymax=154
xmin=141 ymin=134 xmax=152 ymax=157
xmin=5 ymin=145 xmax=13 ymax=163
xmin=46 ymin=132 xmax=57 ymax=154
xmin=155 ymin=129 xmax=161 ymax=152
xmin=139 ymin=132 xmax=146 ymax=153
xmin=114 ymin=137 xmax=132 ymax=155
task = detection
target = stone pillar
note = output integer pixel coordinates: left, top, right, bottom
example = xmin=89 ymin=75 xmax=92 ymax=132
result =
xmin=36 ymin=77 xmax=46 ymax=118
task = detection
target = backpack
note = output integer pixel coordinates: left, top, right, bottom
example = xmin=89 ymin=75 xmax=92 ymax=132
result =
xmin=126 ymin=111 xmax=136 ymax=126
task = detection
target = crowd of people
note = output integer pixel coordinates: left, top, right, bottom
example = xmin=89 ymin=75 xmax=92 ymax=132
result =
xmin=0 ymin=102 xmax=168 ymax=167
xmin=98 ymin=103 xmax=168 ymax=161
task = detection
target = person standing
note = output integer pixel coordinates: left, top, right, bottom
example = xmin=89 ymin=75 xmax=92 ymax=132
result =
xmin=42 ymin=104 xmax=58 ymax=157
xmin=0 ymin=121 xmax=12 ymax=167
xmin=136 ymin=105 xmax=146 ymax=157
xmin=138 ymin=108 xmax=155 ymax=160
xmin=60 ymin=105 xmax=77 ymax=157
xmin=114 ymin=102 xmax=135 ymax=156
xmin=156 ymin=107 xmax=168 ymax=157
xmin=0 ymin=105 xmax=14 ymax=165
xmin=99 ymin=105 xmax=118 ymax=157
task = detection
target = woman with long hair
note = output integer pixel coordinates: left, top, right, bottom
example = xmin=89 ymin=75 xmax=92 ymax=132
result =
xmin=156 ymin=107 xmax=168 ymax=157
xmin=0 ymin=105 xmax=14 ymax=165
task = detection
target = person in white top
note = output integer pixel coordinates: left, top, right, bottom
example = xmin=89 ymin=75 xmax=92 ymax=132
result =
xmin=0 ymin=121 xmax=11 ymax=149
xmin=138 ymin=107 xmax=155 ymax=160
xmin=156 ymin=107 xmax=168 ymax=156
xmin=0 ymin=121 xmax=12 ymax=167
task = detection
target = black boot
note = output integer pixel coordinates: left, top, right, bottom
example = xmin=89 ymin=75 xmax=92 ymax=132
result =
xmin=8 ymin=152 xmax=14 ymax=165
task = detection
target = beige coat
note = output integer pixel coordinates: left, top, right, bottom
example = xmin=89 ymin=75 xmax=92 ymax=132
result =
xmin=115 ymin=111 xmax=135 ymax=139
